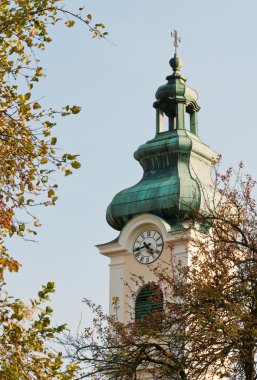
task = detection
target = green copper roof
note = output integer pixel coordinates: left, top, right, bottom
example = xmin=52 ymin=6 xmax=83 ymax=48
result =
xmin=106 ymin=52 xmax=217 ymax=231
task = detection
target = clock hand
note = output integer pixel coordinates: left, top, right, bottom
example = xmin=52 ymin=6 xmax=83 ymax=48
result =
xmin=143 ymin=242 xmax=154 ymax=255
xmin=134 ymin=242 xmax=153 ymax=253
xmin=133 ymin=246 xmax=144 ymax=252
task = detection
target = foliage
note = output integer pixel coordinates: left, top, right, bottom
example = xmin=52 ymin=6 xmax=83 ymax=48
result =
xmin=0 ymin=0 xmax=108 ymax=267
xmin=0 ymin=1 xmax=108 ymax=378
xmin=63 ymin=163 xmax=257 ymax=380
xmin=0 ymin=281 xmax=78 ymax=379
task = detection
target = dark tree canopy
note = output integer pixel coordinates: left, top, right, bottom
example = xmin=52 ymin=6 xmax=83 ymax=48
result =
xmin=64 ymin=163 xmax=257 ymax=380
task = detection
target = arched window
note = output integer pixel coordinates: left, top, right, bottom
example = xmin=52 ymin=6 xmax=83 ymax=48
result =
xmin=135 ymin=283 xmax=163 ymax=321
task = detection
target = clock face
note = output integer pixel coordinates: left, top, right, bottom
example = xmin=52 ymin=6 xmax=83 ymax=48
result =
xmin=133 ymin=230 xmax=163 ymax=264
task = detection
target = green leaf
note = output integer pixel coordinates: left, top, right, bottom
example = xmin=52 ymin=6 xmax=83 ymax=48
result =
xmin=33 ymin=102 xmax=41 ymax=109
xmin=95 ymin=23 xmax=105 ymax=28
xmin=71 ymin=161 xmax=81 ymax=169
xmin=24 ymin=92 xmax=31 ymax=101
xmin=19 ymin=223 xmax=25 ymax=232
xmin=65 ymin=20 xmax=75 ymax=28
xmin=26 ymin=199 xmax=35 ymax=205
xmin=46 ymin=282 xmax=55 ymax=292
xmin=66 ymin=154 xmax=77 ymax=160
xmin=51 ymin=137 xmax=57 ymax=145
xmin=38 ymin=291 xmax=45 ymax=299
xmin=43 ymin=121 xmax=55 ymax=128
xmin=70 ymin=106 xmax=81 ymax=114
xmin=48 ymin=189 xmax=55 ymax=197
xmin=65 ymin=169 xmax=72 ymax=176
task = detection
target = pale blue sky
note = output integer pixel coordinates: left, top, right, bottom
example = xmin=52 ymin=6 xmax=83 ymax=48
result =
xmin=6 ymin=0 xmax=257 ymax=330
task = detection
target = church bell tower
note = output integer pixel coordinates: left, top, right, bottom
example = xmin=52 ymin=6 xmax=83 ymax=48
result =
xmin=97 ymin=33 xmax=217 ymax=324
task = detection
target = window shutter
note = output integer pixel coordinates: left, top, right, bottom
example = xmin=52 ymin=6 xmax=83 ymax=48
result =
xmin=135 ymin=284 xmax=163 ymax=321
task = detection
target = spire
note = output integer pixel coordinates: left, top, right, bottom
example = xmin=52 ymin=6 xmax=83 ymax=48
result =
xmin=106 ymin=35 xmax=217 ymax=232
xmin=170 ymin=29 xmax=182 ymax=74
xmin=171 ymin=29 xmax=181 ymax=55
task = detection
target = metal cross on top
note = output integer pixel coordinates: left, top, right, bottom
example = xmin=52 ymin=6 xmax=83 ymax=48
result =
xmin=171 ymin=29 xmax=181 ymax=54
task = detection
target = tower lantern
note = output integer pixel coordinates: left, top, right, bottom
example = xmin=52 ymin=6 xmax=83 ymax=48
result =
xmin=155 ymin=30 xmax=199 ymax=135
xmin=154 ymin=53 xmax=200 ymax=135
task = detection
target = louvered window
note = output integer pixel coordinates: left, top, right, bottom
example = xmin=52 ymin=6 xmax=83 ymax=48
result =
xmin=135 ymin=284 xmax=163 ymax=321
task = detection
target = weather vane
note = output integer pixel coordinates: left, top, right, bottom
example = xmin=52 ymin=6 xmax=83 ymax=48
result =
xmin=171 ymin=29 xmax=181 ymax=54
